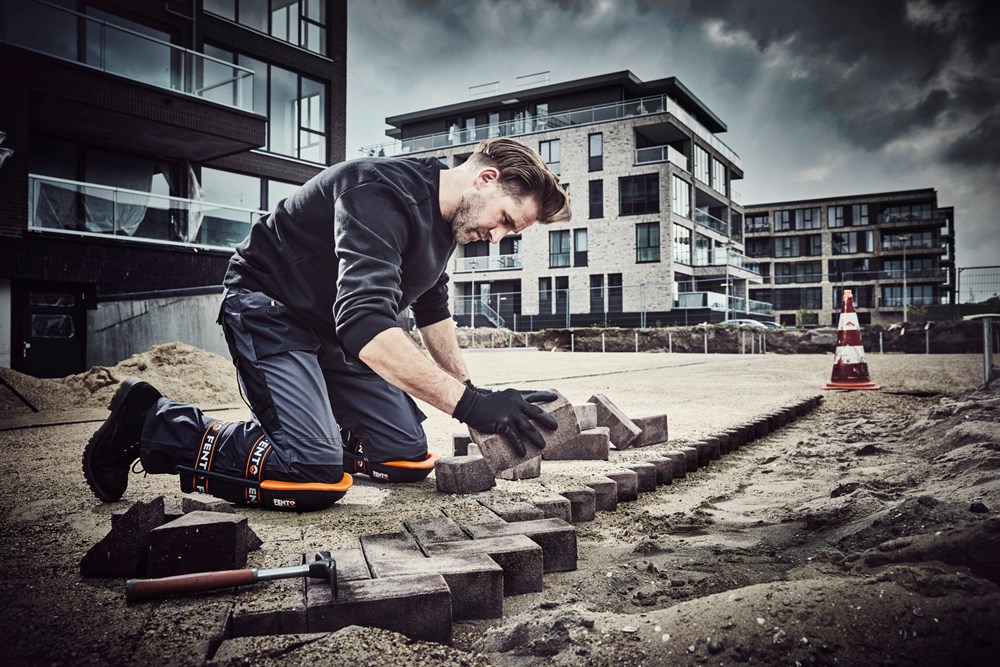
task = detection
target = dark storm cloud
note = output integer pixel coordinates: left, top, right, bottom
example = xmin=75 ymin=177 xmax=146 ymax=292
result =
xmin=944 ymin=112 xmax=1000 ymax=166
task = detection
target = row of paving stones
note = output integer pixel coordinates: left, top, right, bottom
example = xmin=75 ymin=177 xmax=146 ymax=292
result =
xmin=213 ymin=394 xmax=823 ymax=653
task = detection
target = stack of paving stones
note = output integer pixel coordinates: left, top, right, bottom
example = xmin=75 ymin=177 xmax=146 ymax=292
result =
xmin=80 ymin=494 xmax=262 ymax=579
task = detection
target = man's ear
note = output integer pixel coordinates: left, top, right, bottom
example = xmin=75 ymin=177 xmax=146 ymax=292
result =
xmin=475 ymin=167 xmax=500 ymax=190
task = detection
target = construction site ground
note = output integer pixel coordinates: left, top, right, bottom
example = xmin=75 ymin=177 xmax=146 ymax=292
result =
xmin=1 ymin=346 xmax=999 ymax=665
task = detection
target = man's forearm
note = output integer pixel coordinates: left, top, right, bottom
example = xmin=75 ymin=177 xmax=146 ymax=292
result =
xmin=418 ymin=318 xmax=471 ymax=383
xmin=358 ymin=327 xmax=466 ymax=415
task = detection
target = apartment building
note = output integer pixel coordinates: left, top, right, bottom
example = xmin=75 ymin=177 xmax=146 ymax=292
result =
xmin=0 ymin=0 xmax=346 ymax=376
xmin=743 ymin=189 xmax=955 ymax=326
xmin=364 ymin=70 xmax=760 ymax=331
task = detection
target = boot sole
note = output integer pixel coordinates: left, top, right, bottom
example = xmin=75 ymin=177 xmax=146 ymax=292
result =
xmin=82 ymin=378 xmax=158 ymax=502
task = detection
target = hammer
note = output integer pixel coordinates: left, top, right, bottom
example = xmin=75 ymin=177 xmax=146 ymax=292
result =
xmin=125 ymin=551 xmax=337 ymax=603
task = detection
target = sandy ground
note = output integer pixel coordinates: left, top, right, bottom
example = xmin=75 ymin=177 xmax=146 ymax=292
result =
xmin=1 ymin=346 xmax=999 ymax=665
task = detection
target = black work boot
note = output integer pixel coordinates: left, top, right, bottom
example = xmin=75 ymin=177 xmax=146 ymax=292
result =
xmin=83 ymin=378 xmax=162 ymax=502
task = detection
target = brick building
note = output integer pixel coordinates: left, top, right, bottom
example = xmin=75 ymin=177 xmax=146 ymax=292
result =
xmin=743 ymin=189 xmax=956 ymax=326
xmin=0 ymin=0 xmax=346 ymax=376
xmin=363 ymin=70 xmax=758 ymax=331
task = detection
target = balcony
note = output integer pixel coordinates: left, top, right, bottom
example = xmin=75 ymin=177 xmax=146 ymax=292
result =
xmin=675 ymin=291 xmax=773 ymax=315
xmin=880 ymin=238 xmax=940 ymax=251
xmin=2 ymin=0 xmax=254 ymax=112
xmin=362 ymin=93 xmax=741 ymax=168
xmin=453 ymin=254 xmax=523 ymax=273
xmin=694 ymin=208 xmax=728 ymax=235
xmin=28 ymin=174 xmax=264 ymax=250
xmin=635 ymin=145 xmax=689 ymax=171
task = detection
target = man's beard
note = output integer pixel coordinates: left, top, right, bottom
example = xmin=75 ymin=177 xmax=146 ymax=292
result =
xmin=451 ymin=190 xmax=488 ymax=244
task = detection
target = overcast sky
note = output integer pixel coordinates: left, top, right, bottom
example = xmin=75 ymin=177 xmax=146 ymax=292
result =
xmin=346 ymin=0 xmax=999 ymax=278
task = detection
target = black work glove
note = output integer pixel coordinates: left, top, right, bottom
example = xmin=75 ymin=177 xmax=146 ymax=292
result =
xmin=454 ymin=384 xmax=559 ymax=456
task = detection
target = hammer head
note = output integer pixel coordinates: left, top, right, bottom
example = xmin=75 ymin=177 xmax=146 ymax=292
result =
xmin=308 ymin=550 xmax=338 ymax=600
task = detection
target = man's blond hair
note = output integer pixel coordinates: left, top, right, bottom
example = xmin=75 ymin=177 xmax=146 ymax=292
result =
xmin=469 ymin=138 xmax=572 ymax=223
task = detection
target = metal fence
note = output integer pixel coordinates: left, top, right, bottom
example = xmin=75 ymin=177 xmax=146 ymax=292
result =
xmin=957 ymin=266 xmax=1000 ymax=304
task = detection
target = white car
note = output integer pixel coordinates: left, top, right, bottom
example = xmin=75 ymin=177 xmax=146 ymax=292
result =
xmin=721 ymin=319 xmax=768 ymax=329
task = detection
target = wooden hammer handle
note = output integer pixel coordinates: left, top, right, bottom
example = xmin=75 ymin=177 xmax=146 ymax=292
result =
xmin=126 ymin=568 xmax=256 ymax=602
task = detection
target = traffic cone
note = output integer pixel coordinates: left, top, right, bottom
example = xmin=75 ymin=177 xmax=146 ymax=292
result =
xmin=822 ymin=289 xmax=880 ymax=391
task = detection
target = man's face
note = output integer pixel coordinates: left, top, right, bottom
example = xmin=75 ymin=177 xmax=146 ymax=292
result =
xmin=451 ymin=183 xmax=540 ymax=246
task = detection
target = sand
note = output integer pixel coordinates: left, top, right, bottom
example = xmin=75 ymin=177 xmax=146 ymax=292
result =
xmin=1 ymin=343 xmax=998 ymax=665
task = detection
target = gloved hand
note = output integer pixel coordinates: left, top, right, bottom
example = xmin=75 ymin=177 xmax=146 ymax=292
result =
xmin=453 ymin=384 xmax=558 ymax=456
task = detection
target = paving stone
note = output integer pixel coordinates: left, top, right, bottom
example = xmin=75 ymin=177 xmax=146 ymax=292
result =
xmin=181 ymin=492 xmax=235 ymax=514
xmin=605 ymin=469 xmax=639 ymax=501
xmin=712 ymin=432 xmax=732 ymax=455
xmin=453 ymin=433 xmax=472 ymax=456
xmin=470 ymin=390 xmax=579 ymax=472
xmin=542 ymin=426 xmax=610 ymax=461
xmin=370 ymin=553 xmax=504 ymax=620
xmin=320 ymin=546 xmax=372 ymax=582
xmin=679 ymin=446 xmax=700 ymax=471
xmin=425 ymin=535 xmax=543 ymax=595
xmin=585 ymin=477 xmax=618 ymax=512
xmin=724 ymin=429 xmax=744 ymax=449
xmin=434 ymin=455 xmax=496 ymax=494
xmin=662 ymin=451 xmax=688 ymax=479
xmin=306 ymin=573 xmax=452 ymax=644
xmin=532 ymin=494 xmax=572 ymax=522
xmin=146 ymin=510 xmax=250 ymax=578
xmin=646 ymin=457 xmax=674 ymax=485
xmin=403 ymin=516 xmax=469 ymax=550
xmin=359 ymin=531 xmax=422 ymax=566
xmin=553 ymin=486 xmax=596 ymax=522
xmin=496 ymin=455 xmax=541 ymax=480
xmin=587 ymin=394 xmax=642 ymax=449
xmin=625 ymin=462 xmax=657 ymax=492
xmin=463 ymin=518 xmax=577 ymax=573
xmin=478 ymin=499 xmax=545 ymax=522
xmin=443 ymin=501 xmax=506 ymax=526
xmin=703 ymin=436 xmax=722 ymax=460
xmin=81 ymin=496 xmax=167 ymax=578
xmin=573 ymin=403 xmax=598 ymax=430
xmin=691 ymin=441 xmax=715 ymax=468
xmin=631 ymin=414 xmax=669 ymax=447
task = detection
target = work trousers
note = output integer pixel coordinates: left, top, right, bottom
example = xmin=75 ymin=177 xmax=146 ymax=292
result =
xmin=138 ymin=288 xmax=428 ymax=499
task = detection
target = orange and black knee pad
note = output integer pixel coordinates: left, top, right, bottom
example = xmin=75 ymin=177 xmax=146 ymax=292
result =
xmin=342 ymin=448 xmax=440 ymax=483
xmin=178 ymin=421 xmax=351 ymax=512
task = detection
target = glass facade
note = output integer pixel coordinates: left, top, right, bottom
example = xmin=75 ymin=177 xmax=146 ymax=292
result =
xmin=205 ymin=0 xmax=328 ymax=56
xmin=673 ymin=224 xmax=691 ymax=264
xmin=671 ymin=175 xmax=690 ymax=219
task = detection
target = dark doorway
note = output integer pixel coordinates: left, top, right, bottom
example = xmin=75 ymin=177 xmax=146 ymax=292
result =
xmin=12 ymin=281 xmax=89 ymax=378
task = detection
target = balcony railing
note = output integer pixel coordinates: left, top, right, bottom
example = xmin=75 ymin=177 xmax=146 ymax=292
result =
xmin=880 ymin=238 xmax=939 ymax=251
xmin=882 ymin=295 xmax=939 ymax=307
xmin=694 ymin=208 xmax=728 ymax=235
xmin=730 ymin=188 xmax=742 ymax=205
xmin=453 ymin=296 xmax=506 ymax=328
xmin=361 ymin=93 xmax=741 ymax=168
xmin=635 ymin=145 xmax=689 ymax=171
xmin=2 ymin=0 xmax=254 ymax=112
xmin=28 ymin=174 xmax=264 ymax=250
xmin=453 ymin=254 xmax=523 ymax=273
xmin=692 ymin=253 xmax=762 ymax=275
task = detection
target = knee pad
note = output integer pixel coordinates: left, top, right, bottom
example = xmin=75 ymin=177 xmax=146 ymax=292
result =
xmin=178 ymin=420 xmax=352 ymax=512
xmin=342 ymin=447 xmax=440 ymax=483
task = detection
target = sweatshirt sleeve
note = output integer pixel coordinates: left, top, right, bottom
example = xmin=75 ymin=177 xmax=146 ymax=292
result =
xmin=332 ymin=183 xmax=410 ymax=356
xmin=410 ymin=271 xmax=452 ymax=329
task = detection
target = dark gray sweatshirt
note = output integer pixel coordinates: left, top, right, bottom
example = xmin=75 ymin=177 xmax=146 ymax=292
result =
xmin=224 ymin=157 xmax=455 ymax=357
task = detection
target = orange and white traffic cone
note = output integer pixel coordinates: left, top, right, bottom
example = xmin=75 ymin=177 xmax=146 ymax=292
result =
xmin=823 ymin=289 xmax=880 ymax=391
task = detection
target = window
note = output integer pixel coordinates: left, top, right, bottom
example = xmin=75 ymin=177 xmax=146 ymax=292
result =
xmin=488 ymin=112 xmax=500 ymax=138
xmin=832 ymin=230 xmax=875 ymax=255
xmin=852 ymin=204 xmax=869 ymax=226
xmin=881 ymin=202 xmax=933 ymax=223
xmin=574 ymin=229 xmax=588 ymax=266
xmin=833 ymin=286 xmax=875 ymax=309
xmin=694 ymin=145 xmax=709 ymax=183
xmin=673 ymin=224 xmax=691 ymax=264
xmin=775 ymin=210 xmax=791 ymax=231
xmin=671 ymin=175 xmax=690 ymax=218
xmin=206 ymin=45 xmax=327 ymax=163
xmin=829 ymin=258 xmax=872 ymax=281
xmin=538 ymin=277 xmax=552 ymax=314
xmin=549 ymin=230 xmax=570 ymax=268
xmin=267 ymin=179 xmax=300 ymax=211
xmin=636 ymin=223 xmax=660 ymax=263
xmin=882 ymin=230 xmax=933 ymax=250
xmin=608 ymin=274 xmax=623 ymax=313
xmin=746 ymin=214 xmax=769 ymax=233
xmin=589 ymin=180 xmax=603 ymax=219
xmin=589 ymin=275 xmax=605 ymax=313
xmin=588 ymin=133 xmax=603 ymax=171
xmin=796 ymin=207 xmax=821 ymax=230
xmin=539 ymin=139 xmax=560 ymax=176
xmin=694 ymin=233 xmax=711 ymax=265
xmin=555 ymin=276 xmax=569 ymax=314
xmin=767 ymin=287 xmax=823 ymax=310
xmin=774 ymin=261 xmax=822 ymax=284
xmin=619 ymin=174 xmax=659 ymax=215
xmin=711 ymin=158 xmax=727 ymax=196
xmin=775 ymin=234 xmax=822 ymax=258
xmin=205 ymin=0 xmax=328 ymax=56
xmin=746 ymin=238 xmax=772 ymax=258
xmin=828 ymin=206 xmax=845 ymax=228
